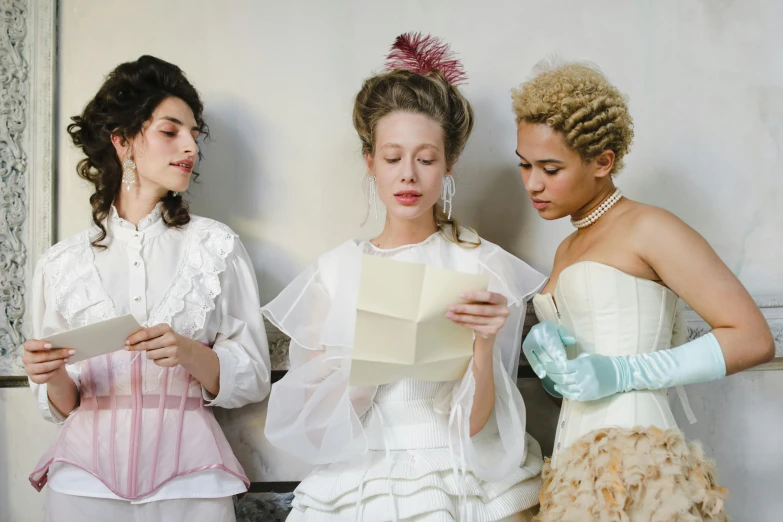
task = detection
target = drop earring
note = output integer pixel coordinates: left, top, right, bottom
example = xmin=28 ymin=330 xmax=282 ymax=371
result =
xmin=440 ymin=175 xmax=456 ymax=219
xmin=365 ymin=175 xmax=378 ymax=219
xmin=122 ymin=152 xmax=137 ymax=192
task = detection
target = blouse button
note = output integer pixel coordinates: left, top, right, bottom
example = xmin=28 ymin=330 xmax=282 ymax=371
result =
xmin=133 ymin=261 xmax=140 ymax=267
xmin=557 ymin=443 xmax=561 ymax=450
xmin=133 ymin=296 xmax=141 ymax=302
xmin=561 ymin=421 xmax=565 ymax=428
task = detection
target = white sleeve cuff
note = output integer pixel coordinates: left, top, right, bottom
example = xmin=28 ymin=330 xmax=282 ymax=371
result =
xmin=202 ymin=347 xmax=237 ymax=408
xmin=37 ymin=383 xmax=70 ymax=425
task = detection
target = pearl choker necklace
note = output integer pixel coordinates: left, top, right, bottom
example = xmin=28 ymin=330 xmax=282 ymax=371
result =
xmin=571 ymin=189 xmax=623 ymax=228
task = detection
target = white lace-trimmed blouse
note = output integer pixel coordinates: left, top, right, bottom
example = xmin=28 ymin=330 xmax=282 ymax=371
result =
xmin=29 ymin=204 xmax=271 ymax=503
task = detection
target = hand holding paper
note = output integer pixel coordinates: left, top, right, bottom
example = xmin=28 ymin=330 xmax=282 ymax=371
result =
xmin=349 ymin=255 xmax=490 ymax=386
xmin=447 ymin=290 xmax=511 ymax=341
xmin=126 ymin=323 xmax=206 ymax=368
xmin=127 ymin=323 xmax=221 ymax=395
xmin=22 ymin=337 xmax=81 ymax=417
xmin=43 ymin=314 xmax=143 ymax=364
xmin=22 ymin=339 xmax=75 ymax=385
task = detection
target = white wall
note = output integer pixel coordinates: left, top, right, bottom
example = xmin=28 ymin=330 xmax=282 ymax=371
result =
xmin=0 ymin=388 xmax=58 ymax=522
xmin=55 ymin=0 xmax=783 ymax=298
xmin=671 ymin=372 xmax=783 ymax=521
xmin=4 ymin=1 xmax=782 ymax=521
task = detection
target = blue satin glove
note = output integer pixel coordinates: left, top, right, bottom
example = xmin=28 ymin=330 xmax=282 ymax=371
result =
xmin=541 ymin=375 xmax=562 ymax=398
xmin=522 ymin=321 xmax=576 ymax=398
xmin=545 ymin=352 xmax=623 ymax=401
xmin=545 ymin=332 xmax=727 ymax=402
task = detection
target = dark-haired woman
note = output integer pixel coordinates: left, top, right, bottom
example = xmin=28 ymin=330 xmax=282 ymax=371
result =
xmin=22 ymin=55 xmax=270 ymax=522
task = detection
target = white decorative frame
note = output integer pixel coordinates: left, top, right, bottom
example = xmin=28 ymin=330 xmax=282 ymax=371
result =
xmin=0 ymin=0 xmax=56 ymax=377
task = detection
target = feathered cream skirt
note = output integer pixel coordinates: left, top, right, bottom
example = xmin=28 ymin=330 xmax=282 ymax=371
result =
xmin=535 ymin=426 xmax=729 ymax=522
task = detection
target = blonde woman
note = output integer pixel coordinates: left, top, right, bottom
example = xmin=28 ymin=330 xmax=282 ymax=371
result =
xmin=263 ymin=34 xmax=547 ymax=521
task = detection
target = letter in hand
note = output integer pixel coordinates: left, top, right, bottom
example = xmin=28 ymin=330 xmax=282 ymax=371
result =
xmin=22 ymin=339 xmax=75 ymax=384
xmin=447 ymin=290 xmax=510 ymax=341
xmin=126 ymin=324 xmax=196 ymax=368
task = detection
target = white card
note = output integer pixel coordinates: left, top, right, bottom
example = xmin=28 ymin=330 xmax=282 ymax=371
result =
xmin=43 ymin=314 xmax=143 ymax=363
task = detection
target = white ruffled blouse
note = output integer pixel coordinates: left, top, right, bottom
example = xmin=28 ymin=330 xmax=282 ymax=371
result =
xmin=29 ymin=204 xmax=271 ymax=503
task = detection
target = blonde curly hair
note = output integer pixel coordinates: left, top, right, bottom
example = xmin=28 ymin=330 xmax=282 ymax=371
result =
xmin=511 ymin=61 xmax=634 ymax=175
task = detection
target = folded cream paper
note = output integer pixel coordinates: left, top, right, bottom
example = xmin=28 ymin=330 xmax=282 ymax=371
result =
xmin=44 ymin=314 xmax=143 ymax=364
xmin=349 ymin=255 xmax=489 ymax=386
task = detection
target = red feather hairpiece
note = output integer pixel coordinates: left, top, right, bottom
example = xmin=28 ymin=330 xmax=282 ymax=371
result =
xmin=385 ymin=32 xmax=468 ymax=85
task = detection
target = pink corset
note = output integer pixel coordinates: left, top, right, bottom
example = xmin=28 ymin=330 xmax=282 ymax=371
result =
xmin=29 ymin=351 xmax=249 ymax=499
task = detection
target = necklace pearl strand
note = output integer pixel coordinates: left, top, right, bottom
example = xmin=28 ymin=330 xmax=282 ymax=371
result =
xmin=570 ymin=189 xmax=623 ymax=228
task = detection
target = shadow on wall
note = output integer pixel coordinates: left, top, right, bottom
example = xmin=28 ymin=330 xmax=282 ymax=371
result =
xmin=452 ymin=94 xmax=531 ymax=252
xmin=188 ymin=95 xmax=299 ymax=302
xmin=474 ymin=161 xmax=529 ymax=249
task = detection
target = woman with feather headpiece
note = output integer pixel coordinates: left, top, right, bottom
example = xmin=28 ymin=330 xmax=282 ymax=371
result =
xmin=261 ymin=33 xmax=547 ymax=521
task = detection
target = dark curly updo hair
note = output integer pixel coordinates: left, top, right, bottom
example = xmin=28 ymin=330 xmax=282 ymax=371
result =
xmin=67 ymin=55 xmax=208 ymax=248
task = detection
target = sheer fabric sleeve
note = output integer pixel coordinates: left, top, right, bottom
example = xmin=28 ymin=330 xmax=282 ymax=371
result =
xmin=262 ymin=243 xmax=376 ymax=465
xmin=444 ymin=243 xmax=547 ymax=481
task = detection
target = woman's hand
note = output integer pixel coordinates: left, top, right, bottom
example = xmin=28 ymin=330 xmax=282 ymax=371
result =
xmin=23 ymin=339 xmax=73 ymax=385
xmin=447 ymin=291 xmax=510 ymax=341
xmin=126 ymin=324 xmax=201 ymax=367
xmin=126 ymin=324 xmax=220 ymax=396
xmin=23 ymin=338 xmax=79 ymax=418
xmin=447 ymin=290 xmax=508 ymax=436
xmin=522 ymin=321 xmax=574 ymax=378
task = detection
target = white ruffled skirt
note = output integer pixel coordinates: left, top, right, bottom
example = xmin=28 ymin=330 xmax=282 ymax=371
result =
xmin=287 ymin=433 xmax=543 ymax=521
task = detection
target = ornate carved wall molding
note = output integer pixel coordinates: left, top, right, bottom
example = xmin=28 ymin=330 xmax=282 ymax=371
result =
xmin=0 ymin=0 xmax=55 ymax=378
